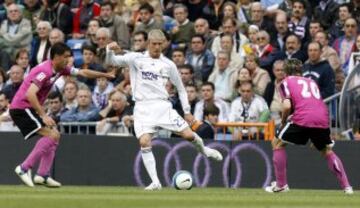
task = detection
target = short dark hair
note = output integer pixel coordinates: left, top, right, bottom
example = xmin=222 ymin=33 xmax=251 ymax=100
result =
xmin=204 ymin=103 xmax=219 ymax=117
xmin=15 ymin=48 xmax=29 ymax=60
xmin=50 ymin=42 xmax=72 ymax=59
xmin=0 ymin=90 xmax=8 ymax=100
xmin=0 ymin=68 xmax=7 ymax=83
xmin=178 ymin=64 xmax=194 ymax=74
xmin=133 ymin=30 xmax=148 ymax=41
xmin=293 ymin=0 xmax=306 ymax=9
xmin=172 ymin=48 xmax=185 ymax=56
xmin=81 ymin=44 xmax=97 ymax=54
xmin=191 ymin=34 xmax=205 ymax=44
xmin=202 ymin=81 xmax=215 ymax=91
xmin=139 ymin=3 xmax=154 ymax=14
xmin=48 ymin=91 xmax=63 ymax=102
xmin=100 ymin=1 xmax=114 ymax=10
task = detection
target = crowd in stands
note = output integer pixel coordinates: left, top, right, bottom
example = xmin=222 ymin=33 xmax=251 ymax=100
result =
xmin=0 ymin=0 xmax=359 ymax=138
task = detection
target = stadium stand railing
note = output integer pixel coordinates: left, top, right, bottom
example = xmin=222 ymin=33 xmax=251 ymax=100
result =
xmin=214 ymin=120 xmax=275 ymax=141
xmin=58 ymin=121 xmax=132 ymax=136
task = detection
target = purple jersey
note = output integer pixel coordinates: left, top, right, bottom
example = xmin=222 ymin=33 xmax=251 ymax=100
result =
xmin=279 ymin=76 xmax=329 ymax=128
xmin=10 ymin=60 xmax=76 ymax=109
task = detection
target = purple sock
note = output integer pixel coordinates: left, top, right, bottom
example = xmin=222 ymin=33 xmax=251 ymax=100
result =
xmin=326 ymin=152 xmax=351 ymax=189
xmin=37 ymin=141 xmax=59 ymax=176
xmin=21 ymin=137 xmax=55 ymax=171
xmin=273 ymin=148 xmax=288 ymax=187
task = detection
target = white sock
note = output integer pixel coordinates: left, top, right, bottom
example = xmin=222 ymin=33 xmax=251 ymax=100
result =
xmin=192 ymin=133 xmax=206 ymax=155
xmin=141 ymin=147 xmax=160 ymax=184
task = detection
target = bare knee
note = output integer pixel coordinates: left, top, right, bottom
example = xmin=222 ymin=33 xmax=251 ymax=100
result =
xmin=320 ymin=147 xmax=333 ymax=157
xmin=49 ymin=130 xmax=61 ymax=142
xmin=272 ymin=138 xmax=286 ymax=150
xmin=139 ymin=134 xmax=152 ymax=148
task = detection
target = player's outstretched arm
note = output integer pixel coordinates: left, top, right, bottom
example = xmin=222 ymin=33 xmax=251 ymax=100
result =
xmin=26 ymin=83 xmax=56 ymax=127
xmin=77 ymin=68 xmax=116 ymax=80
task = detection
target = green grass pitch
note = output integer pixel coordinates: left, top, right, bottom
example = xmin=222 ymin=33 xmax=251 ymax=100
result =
xmin=0 ymin=185 xmax=358 ymax=208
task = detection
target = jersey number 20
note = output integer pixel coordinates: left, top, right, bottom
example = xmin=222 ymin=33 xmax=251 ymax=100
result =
xmin=297 ymin=79 xmax=321 ymax=99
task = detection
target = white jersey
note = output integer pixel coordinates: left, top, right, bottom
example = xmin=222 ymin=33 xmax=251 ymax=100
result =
xmin=106 ymin=48 xmax=191 ymax=114
xmin=229 ymin=95 xmax=269 ymax=122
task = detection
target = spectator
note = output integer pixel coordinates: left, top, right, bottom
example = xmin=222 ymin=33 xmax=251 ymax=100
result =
xmin=185 ymin=83 xmax=199 ymax=114
xmin=288 ymin=0 xmax=310 ymax=42
xmin=208 ymin=51 xmax=238 ymax=101
xmin=263 ymin=60 xmax=286 ymax=126
xmin=249 ymin=2 xmax=274 ymax=32
xmin=229 ymin=81 xmax=270 ymax=139
xmin=303 ymin=42 xmax=336 ymax=99
xmin=95 ymin=27 xmax=112 ymax=66
xmin=237 ymin=0 xmax=252 ymax=25
xmin=313 ymin=0 xmax=339 ymax=30
xmin=46 ymin=91 xmax=64 ymax=123
xmin=220 ymin=1 xmax=239 ymax=27
xmin=256 ymin=30 xmax=276 ymax=72
xmin=194 ymin=18 xmax=214 ymax=50
xmin=244 ymin=53 xmax=271 ymax=96
xmin=134 ymin=3 xmax=163 ymax=33
xmin=99 ymin=2 xmax=130 ymax=49
xmin=277 ymin=34 xmax=308 ymax=63
xmin=92 ymin=76 xmax=114 ymax=110
xmin=62 ymin=80 xmax=78 ymax=110
xmin=0 ymin=68 xmax=7 ymax=91
xmin=96 ymin=90 xmax=133 ymax=135
xmin=185 ymin=34 xmax=215 ymax=82
xmin=202 ymin=0 xmax=226 ymax=30
xmin=348 ymin=34 xmax=360 ymax=75
xmin=60 ymin=87 xmax=100 ymax=122
xmin=2 ymin=65 xmax=24 ymax=102
xmin=0 ymin=48 xmax=12 ymax=71
xmin=171 ymin=48 xmax=186 ymax=67
xmin=77 ymin=44 xmax=104 ymax=90
xmin=30 ymin=21 xmax=52 ymax=67
xmin=329 ymin=3 xmax=352 ymax=44
xmin=333 ymin=17 xmax=357 ymax=76
xmin=49 ymin=28 xmax=65 ymax=46
xmin=196 ymin=103 xmax=220 ymax=139
xmin=40 ymin=0 xmax=73 ymax=36
xmin=170 ymin=3 xmax=195 ymax=46
xmin=132 ymin=30 xmax=148 ymax=52
xmin=309 ymin=20 xmax=324 ymax=42
xmin=85 ymin=18 xmax=100 ymax=48
xmin=213 ymin=34 xmax=244 ymax=73
xmin=212 ymin=17 xmax=249 ymax=58
xmin=72 ymin=0 xmax=101 ymax=39
xmin=0 ymin=90 xmax=9 ymax=115
xmin=178 ymin=64 xmax=195 ymax=86
xmin=315 ymin=31 xmax=345 ymax=92
xmin=23 ymin=0 xmax=43 ymax=34
xmin=15 ymin=49 xmax=31 ymax=77
xmin=194 ymin=82 xmax=230 ymax=122
xmin=271 ymin=11 xmax=291 ymax=51
xmin=0 ymin=91 xmax=18 ymax=132
xmin=0 ymin=3 xmax=32 ymax=58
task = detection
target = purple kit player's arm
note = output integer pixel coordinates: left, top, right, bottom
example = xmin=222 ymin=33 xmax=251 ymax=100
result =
xmin=76 ymin=68 xmax=116 ymax=80
xmin=279 ymin=79 xmax=293 ymax=128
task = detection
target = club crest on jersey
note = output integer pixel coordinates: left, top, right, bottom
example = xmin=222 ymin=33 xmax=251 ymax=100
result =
xmin=141 ymin=71 xmax=159 ymax=80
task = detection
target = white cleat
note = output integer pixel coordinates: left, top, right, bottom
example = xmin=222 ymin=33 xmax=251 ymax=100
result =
xmin=204 ymin=147 xmax=223 ymax=161
xmin=344 ymin=186 xmax=354 ymax=195
xmin=265 ymin=181 xmax=290 ymax=193
xmin=15 ymin=165 xmax=34 ymax=187
xmin=33 ymin=175 xmax=61 ymax=188
xmin=144 ymin=182 xmax=162 ymax=191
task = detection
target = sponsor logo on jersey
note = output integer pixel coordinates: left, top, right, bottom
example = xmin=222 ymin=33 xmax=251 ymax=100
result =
xmin=141 ymin=71 xmax=159 ymax=80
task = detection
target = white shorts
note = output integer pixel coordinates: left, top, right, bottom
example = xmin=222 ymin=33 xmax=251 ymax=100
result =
xmin=133 ymin=100 xmax=189 ymax=138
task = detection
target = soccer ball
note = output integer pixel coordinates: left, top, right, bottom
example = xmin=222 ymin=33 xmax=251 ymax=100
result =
xmin=172 ymin=170 xmax=193 ymax=190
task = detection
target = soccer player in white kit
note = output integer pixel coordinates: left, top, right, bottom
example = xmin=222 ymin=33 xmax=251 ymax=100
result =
xmin=105 ymin=29 xmax=223 ymax=190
